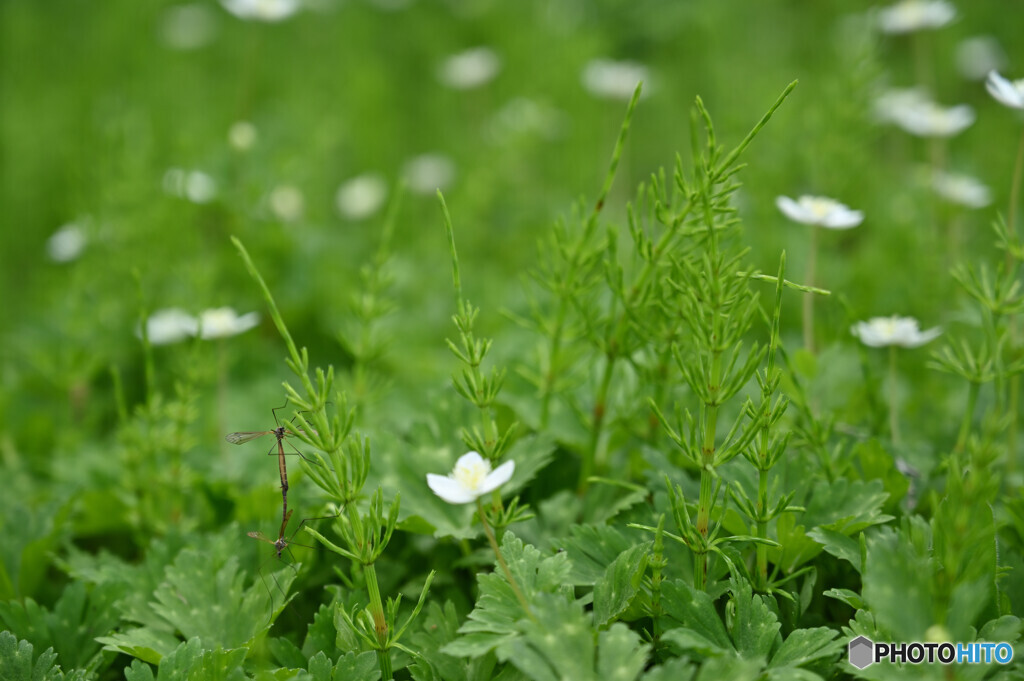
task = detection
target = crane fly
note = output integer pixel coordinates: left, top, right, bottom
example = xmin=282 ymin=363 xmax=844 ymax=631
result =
xmin=225 ymin=403 xmax=319 ymax=529
xmin=247 ymin=508 xmax=333 ymax=619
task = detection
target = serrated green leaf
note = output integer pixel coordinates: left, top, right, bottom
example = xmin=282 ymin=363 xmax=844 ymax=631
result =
xmin=659 ymin=580 xmax=732 ymax=653
xmin=593 ymin=543 xmax=649 ymax=627
xmin=803 ymin=479 xmax=893 ymax=535
xmin=333 ymin=651 xmax=380 ymax=681
xmin=124 ymin=659 xmax=156 ymax=681
xmin=268 ymin=636 xmax=305 ymax=669
xmin=639 ymin=657 xmax=696 ymax=681
xmin=307 ymin=651 xmax=332 ymax=681
xmin=596 ymin=624 xmax=649 ymax=681
xmin=693 ymin=656 xmax=763 ymax=681
xmin=145 ymin=638 xmax=248 ymax=681
xmin=97 ymin=627 xmax=179 ymax=665
xmin=861 ymin=527 xmax=931 ymax=640
xmin=409 ymin=601 xmax=468 ymax=681
xmin=768 ymin=627 xmax=840 ymax=668
xmin=557 ymin=524 xmax=637 ymax=586
xmin=0 ymin=580 xmax=123 ymax=672
xmin=805 ymin=528 xmax=860 ymax=571
xmin=0 ymin=630 xmax=70 ymax=681
xmin=0 ymin=497 xmax=70 ymax=601
xmin=729 ymin=578 xmax=780 ymax=660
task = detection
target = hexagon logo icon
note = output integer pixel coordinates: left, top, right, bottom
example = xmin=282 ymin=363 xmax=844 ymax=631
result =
xmin=849 ymin=636 xmax=874 ymax=669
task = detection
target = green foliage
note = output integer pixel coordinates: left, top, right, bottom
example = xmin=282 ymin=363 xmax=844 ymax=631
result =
xmin=0 ymin=631 xmax=87 ymax=681
xmin=4 ymin=4 xmax=1024 ymax=678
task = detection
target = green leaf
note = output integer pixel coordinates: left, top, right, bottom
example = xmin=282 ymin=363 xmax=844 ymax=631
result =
xmin=596 ymin=624 xmax=650 ymax=681
xmin=728 ymin=577 xmax=780 ymax=660
xmin=767 ymin=627 xmax=840 ymax=669
xmin=593 ymin=543 xmax=650 ymax=627
xmin=307 ymin=651 xmax=333 ymax=681
xmin=409 ymin=601 xmax=468 ymax=681
xmin=0 ymin=630 xmax=82 ymax=681
xmin=557 ymin=524 xmax=637 ymax=586
xmin=136 ymin=638 xmax=248 ymax=681
xmin=821 ymin=588 xmax=863 ymax=610
xmin=659 ymin=580 xmax=732 ymax=654
xmin=0 ymin=580 xmax=123 ymax=672
xmin=805 ymin=528 xmax=860 ymax=572
xmin=97 ymin=627 xmax=180 ymax=666
xmin=0 ymin=497 xmax=71 ymax=601
xmin=332 ymin=651 xmax=381 ymax=681
xmin=639 ymin=657 xmax=696 ymax=681
xmin=861 ymin=527 xmax=931 ymax=640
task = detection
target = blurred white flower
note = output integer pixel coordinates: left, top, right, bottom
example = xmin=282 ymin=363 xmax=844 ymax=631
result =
xmin=581 ymin=59 xmax=649 ymax=100
xmin=893 ymin=101 xmax=974 ymax=138
xmin=426 ymin=451 xmax=515 ymax=505
xmin=852 ymin=316 xmax=941 ymax=348
xmin=402 ymin=154 xmax=456 ymax=195
xmin=229 ymin=121 xmax=258 ymax=151
xmin=776 ymin=195 xmax=864 ymax=229
xmin=159 ymin=4 xmax=219 ymax=51
xmin=142 ymin=308 xmax=199 ymax=345
xmin=931 ymin=169 xmax=991 ymax=208
xmin=336 ymin=174 xmax=388 ymax=220
xmin=163 ymin=168 xmax=218 ymax=204
xmin=873 ymin=87 xmax=931 ymax=124
xmin=220 ymin=0 xmax=300 ymax=21
xmin=486 ymin=97 xmax=565 ymax=143
xmin=956 ymin=36 xmax=1006 ymax=81
xmin=876 ymin=0 xmax=955 ymax=34
xmin=438 ymin=47 xmax=501 ymax=90
xmin=986 ymin=71 xmax=1024 ymax=111
xmin=198 ymin=307 xmax=260 ymax=339
xmin=269 ymin=184 xmax=305 ymax=222
xmin=46 ymin=223 xmax=87 ymax=263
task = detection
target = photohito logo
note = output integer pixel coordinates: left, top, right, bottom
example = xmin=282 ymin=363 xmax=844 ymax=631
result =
xmin=848 ymin=636 xmax=1014 ymax=669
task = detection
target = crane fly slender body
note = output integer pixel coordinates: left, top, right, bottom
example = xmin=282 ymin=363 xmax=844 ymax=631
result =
xmin=226 ymin=425 xmax=292 ymax=523
xmin=248 ymin=508 xmax=294 ymax=559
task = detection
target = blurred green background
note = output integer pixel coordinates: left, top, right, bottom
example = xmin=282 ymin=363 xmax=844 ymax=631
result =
xmin=1 ymin=0 xmax=1020 ymax=577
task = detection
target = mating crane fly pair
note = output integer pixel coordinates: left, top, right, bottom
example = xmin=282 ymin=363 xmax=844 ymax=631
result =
xmin=226 ymin=404 xmax=324 ymax=604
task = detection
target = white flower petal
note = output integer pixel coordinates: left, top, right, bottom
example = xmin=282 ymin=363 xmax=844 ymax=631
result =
xmin=775 ymin=195 xmax=807 ymax=223
xmin=478 ymin=460 xmax=515 ymax=496
xmin=986 ymin=71 xmax=1024 ymax=110
xmin=426 ymin=473 xmax=477 ymax=504
xmin=822 ymin=209 xmax=864 ymax=229
xmin=852 ymin=316 xmax=940 ymax=348
xmin=454 ymin=451 xmax=487 ymax=469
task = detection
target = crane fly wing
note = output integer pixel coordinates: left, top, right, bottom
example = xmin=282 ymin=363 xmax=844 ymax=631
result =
xmin=248 ymin=531 xmax=273 ymax=543
xmin=226 ymin=431 xmax=270 ymax=444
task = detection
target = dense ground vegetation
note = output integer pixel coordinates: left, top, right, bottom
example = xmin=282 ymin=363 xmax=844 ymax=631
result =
xmin=1 ymin=1 xmax=1023 ymax=679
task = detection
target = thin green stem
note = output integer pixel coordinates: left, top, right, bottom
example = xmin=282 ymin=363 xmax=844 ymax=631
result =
xmin=755 ymin=468 xmax=769 ymax=590
xmin=364 ymin=563 xmax=392 ymax=680
xmin=888 ymin=345 xmax=900 ymax=445
xmin=579 ymin=351 xmax=616 ymax=493
xmin=955 ymin=382 xmax=980 ymax=453
xmin=802 ymin=227 xmax=818 ymax=353
xmin=477 ymin=500 xmax=535 ymax=620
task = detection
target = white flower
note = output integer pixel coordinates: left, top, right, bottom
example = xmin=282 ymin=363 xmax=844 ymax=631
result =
xmin=402 ymin=154 xmax=456 ymax=195
xmin=198 ymin=307 xmax=259 ymax=339
xmin=876 ymin=0 xmax=955 ymax=34
xmin=269 ymin=184 xmax=305 ymax=222
xmin=229 ymin=121 xmax=258 ymax=151
xmin=581 ymin=59 xmax=649 ymax=100
xmin=776 ymin=195 xmax=864 ymax=229
xmin=336 ymin=174 xmax=388 ymax=220
xmin=931 ymin=170 xmax=991 ymax=208
xmin=438 ymin=47 xmax=501 ymax=90
xmin=46 ymin=223 xmax=87 ymax=263
xmin=426 ymin=451 xmax=515 ymax=505
xmin=142 ymin=308 xmax=199 ymax=345
xmin=955 ymin=36 xmax=1005 ymax=81
xmin=985 ymin=71 xmax=1024 ymax=111
xmin=851 ymin=316 xmax=941 ymax=348
xmin=485 ymin=97 xmax=565 ymax=143
xmin=159 ymin=4 xmax=219 ymax=51
xmin=220 ymin=0 xmax=300 ymax=22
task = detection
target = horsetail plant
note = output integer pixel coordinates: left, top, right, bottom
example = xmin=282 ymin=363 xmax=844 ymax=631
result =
xmin=232 ymin=237 xmax=431 ymax=681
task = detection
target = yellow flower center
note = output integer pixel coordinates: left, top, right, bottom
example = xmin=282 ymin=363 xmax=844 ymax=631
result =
xmin=454 ymin=457 xmax=491 ymax=491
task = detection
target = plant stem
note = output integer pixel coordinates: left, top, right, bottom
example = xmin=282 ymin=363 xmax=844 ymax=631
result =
xmin=580 ymin=350 xmax=615 ymax=493
xmin=477 ymin=500 xmax=534 ymax=619
xmin=364 ymin=563 xmax=392 ymax=680
xmin=802 ymin=226 xmax=818 ymax=353
xmin=1005 ymin=128 xmax=1024 ymax=472
xmin=955 ymin=382 xmax=979 ymax=453
xmin=888 ymin=345 xmax=900 ymax=445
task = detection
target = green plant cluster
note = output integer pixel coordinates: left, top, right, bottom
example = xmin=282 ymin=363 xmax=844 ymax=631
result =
xmin=2 ymin=2 xmax=1024 ymax=681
